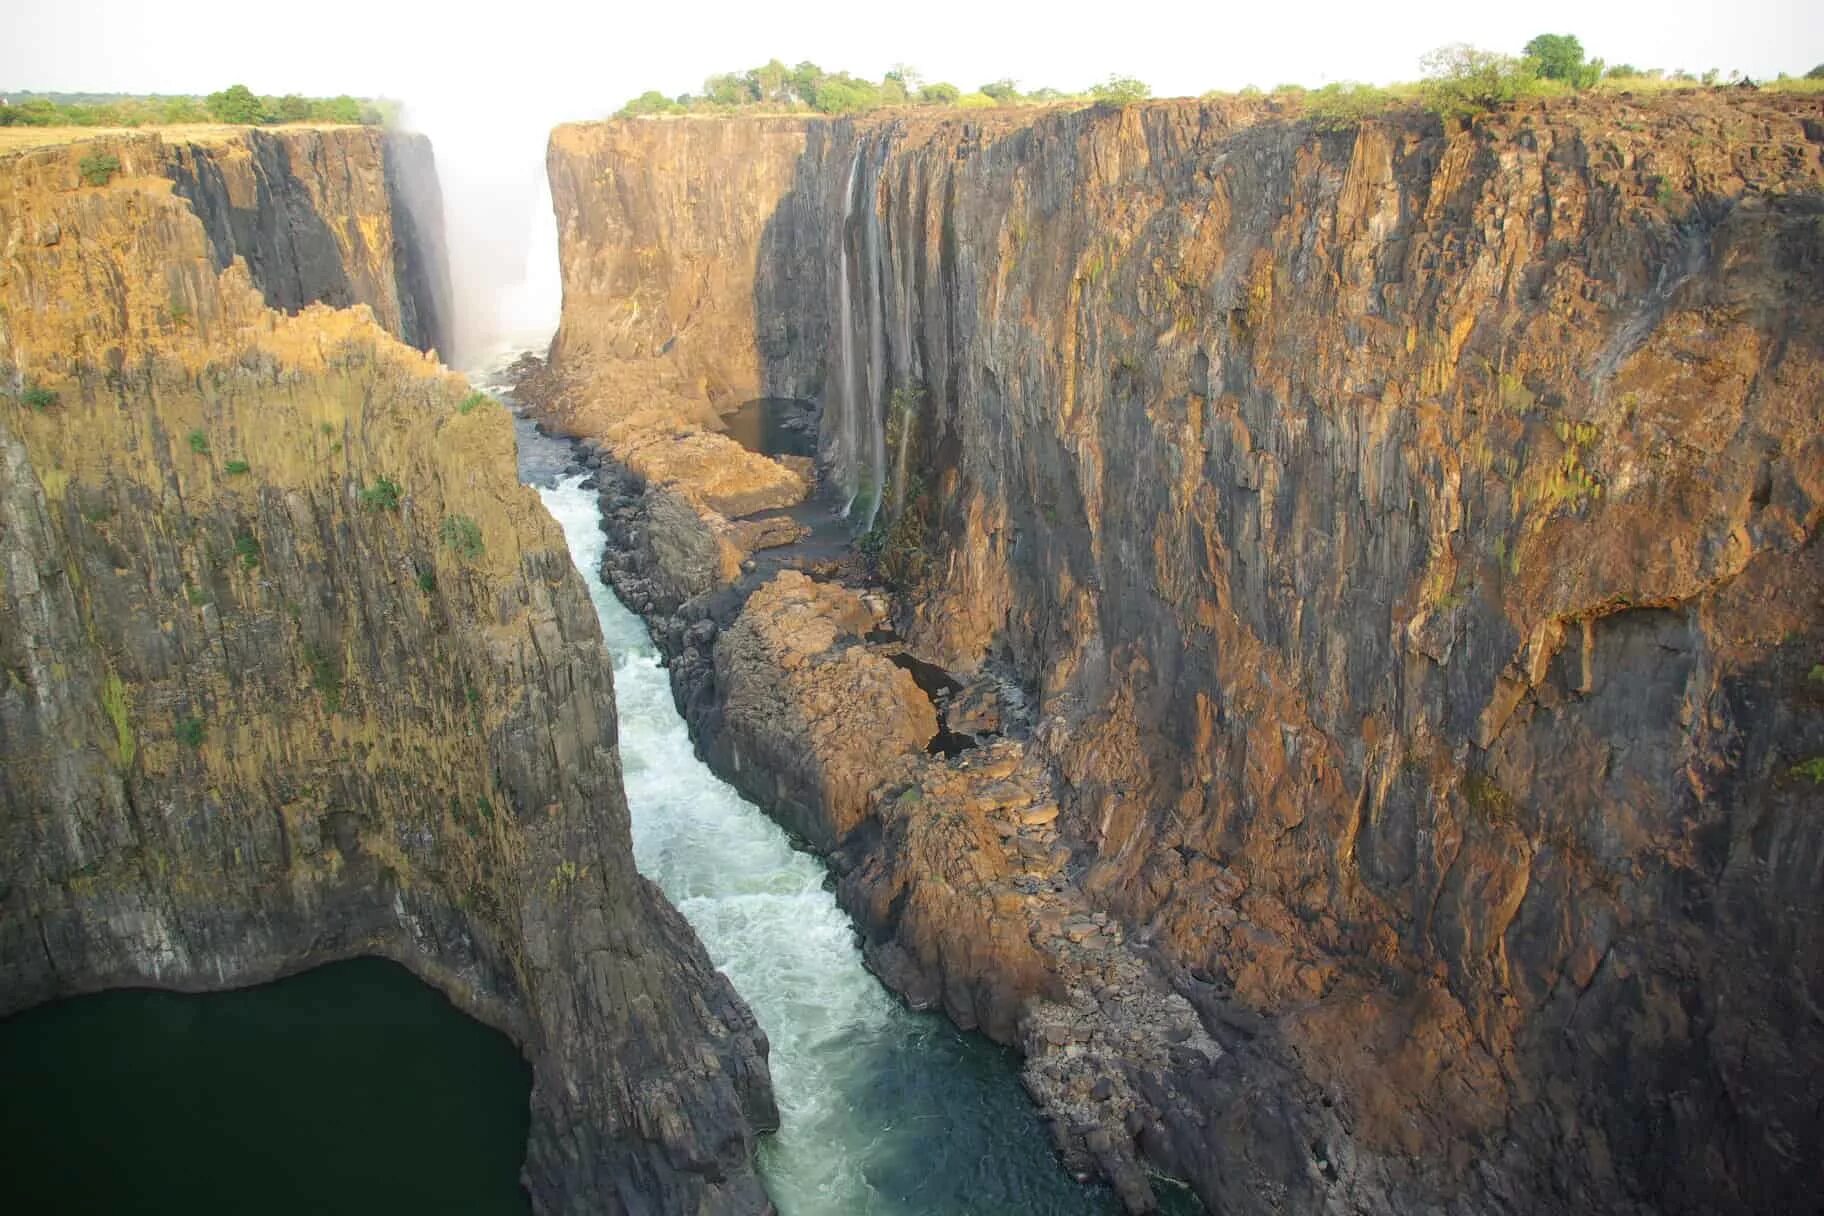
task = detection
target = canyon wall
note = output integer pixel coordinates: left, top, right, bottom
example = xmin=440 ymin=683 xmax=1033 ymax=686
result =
xmin=0 ymin=127 xmax=775 ymax=1214
xmin=546 ymin=93 xmax=1824 ymax=1215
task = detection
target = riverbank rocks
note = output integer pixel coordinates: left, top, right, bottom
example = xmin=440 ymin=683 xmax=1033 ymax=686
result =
xmin=709 ymin=571 xmax=938 ymax=849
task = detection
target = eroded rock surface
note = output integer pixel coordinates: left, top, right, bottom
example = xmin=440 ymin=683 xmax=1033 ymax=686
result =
xmin=544 ymin=92 xmax=1824 ymax=1214
xmin=0 ymin=128 xmax=775 ymax=1215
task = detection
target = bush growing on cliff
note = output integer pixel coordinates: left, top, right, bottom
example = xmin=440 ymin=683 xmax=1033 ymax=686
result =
xmin=1419 ymin=45 xmax=1543 ymax=118
xmin=301 ymin=642 xmax=343 ymax=713
xmin=1304 ymin=83 xmax=1406 ymax=130
xmin=175 ymin=716 xmax=206 ymax=748
xmin=1089 ymin=76 xmax=1152 ymax=104
xmin=441 ymin=515 xmax=485 ymax=562
xmin=78 ymin=153 xmax=121 ymax=186
xmin=234 ymin=532 xmax=261 ymax=570
xmin=20 ymin=385 xmax=58 ymax=410
xmin=359 ymin=476 xmax=402 ymax=512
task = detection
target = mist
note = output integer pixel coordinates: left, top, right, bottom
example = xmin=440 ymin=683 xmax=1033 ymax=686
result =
xmin=396 ymin=96 xmax=569 ymax=370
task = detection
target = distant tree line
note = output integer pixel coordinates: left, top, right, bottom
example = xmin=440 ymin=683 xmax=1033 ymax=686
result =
xmin=616 ymin=43 xmax=1822 ymax=125
xmin=617 ymin=61 xmax=1152 ymax=117
xmin=1270 ymin=34 xmax=1822 ymax=130
xmin=0 ymin=85 xmax=394 ymax=128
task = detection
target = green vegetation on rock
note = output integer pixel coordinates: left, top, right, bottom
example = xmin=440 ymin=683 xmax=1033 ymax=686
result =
xmin=20 ymin=385 xmax=58 ymax=410
xmin=101 ymin=672 xmax=135 ymax=770
xmin=301 ymin=642 xmax=343 ymax=713
xmin=175 ymin=716 xmax=206 ymax=748
xmin=224 ymin=459 xmax=251 ymax=476
xmin=441 ymin=515 xmax=485 ymax=562
xmin=359 ymin=476 xmax=402 ymax=511
xmin=1088 ymin=76 xmax=1152 ymax=104
xmin=457 ymin=391 xmax=493 ymax=415
xmin=233 ymin=531 xmax=261 ymax=570
xmin=78 ymin=154 xmax=120 ymax=186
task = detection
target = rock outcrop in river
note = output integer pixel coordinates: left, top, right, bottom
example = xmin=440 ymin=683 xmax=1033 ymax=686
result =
xmin=0 ymin=126 xmax=776 ymax=1214
xmin=538 ymin=93 xmax=1824 ymax=1214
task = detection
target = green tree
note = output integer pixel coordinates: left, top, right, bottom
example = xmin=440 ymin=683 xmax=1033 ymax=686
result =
xmin=1089 ymin=75 xmax=1151 ymax=104
xmin=206 ymin=84 xmax=267 ymax=124
xmin=1808 ymin=63 xmax=1824 ymax=80
xmin=619 ymin=90 xmax=681 ymax=117
xmin=1420 ymin=44 xmax=1539 ymax=118
xmin=704 ymin=72 xmax=752 ymax=107
xmin=788 ymin=61 xmax=827 ymax=106
xmin=917 ymin=82 xmax=961 ymax=104
xmin=273 ymin=94 xmax=312 ymax=123
xmin=979 ymin=79 xmax=1021 ymax=102
xmin=813 ymin=75 xmax=879 ymax=114
xmin=747 ymin=59 xmax=791 ymax=103
xmin=1524 ymin=34 xmax=1600 ymax=86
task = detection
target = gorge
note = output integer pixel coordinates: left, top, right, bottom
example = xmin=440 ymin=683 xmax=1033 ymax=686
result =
xmin=531 ymin=89 xmax=1824 ymax=1215
xmin=2 ymin=77 xmax=1821 ymax=1216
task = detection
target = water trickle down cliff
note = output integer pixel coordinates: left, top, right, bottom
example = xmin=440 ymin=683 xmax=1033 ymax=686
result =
xmin=542 ymin=93 xmax=1824 ymax=1216
xmin=0 ymin=126 xmax=776 ymax=1215
xmin=828 ymin=134 xmax=900 ymax=534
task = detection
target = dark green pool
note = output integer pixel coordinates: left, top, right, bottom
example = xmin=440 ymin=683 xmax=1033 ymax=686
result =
xmin=0 ymin=957 xmax=532 ymax=1215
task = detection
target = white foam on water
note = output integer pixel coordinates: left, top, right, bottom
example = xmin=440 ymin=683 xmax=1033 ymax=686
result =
xmin=539 ymin=474 xmax=915 ymax=1212
xmin=518 ymin=416 xmax=1120 ymax=1215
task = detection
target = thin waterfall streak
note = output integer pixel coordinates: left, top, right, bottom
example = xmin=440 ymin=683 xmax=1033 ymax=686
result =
xmin=836 ymin=148 xmax=861 ymax=516
xmin=899 ymin=171 xmax=915 ymax=382
xmin=890 ymin=165 xmax=917 ymax=520
xmin=861 ymin=140 xmax=888 ymax=536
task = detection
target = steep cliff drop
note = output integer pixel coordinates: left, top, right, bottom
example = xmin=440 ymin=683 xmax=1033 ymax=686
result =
xmin=0 ymin=126 xmax=775 ymax=1214
xmin=484 ymin=356 xmax=1149 ymax=1214
xmin=534 ymin=92 xmax=1824 ymax=1215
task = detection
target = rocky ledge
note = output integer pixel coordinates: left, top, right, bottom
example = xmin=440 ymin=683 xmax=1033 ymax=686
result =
xmin=531 ymin=412 xmax=1233 ymax=1211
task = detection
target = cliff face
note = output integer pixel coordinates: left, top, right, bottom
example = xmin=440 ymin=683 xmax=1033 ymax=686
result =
xmin=0 ymin=128 xmax=774 ymax=1213
xmin=158 ymin=126 xmax=452 ymax=354
xmin=546 ymin=93 xmax=1824 ymax=1215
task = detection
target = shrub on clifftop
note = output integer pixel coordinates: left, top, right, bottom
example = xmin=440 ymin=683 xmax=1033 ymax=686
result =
xmin=1420 ymin=44 xmax=1544 ymax=118
xmin=1089 ymin=76 xmax=1152 ymax=104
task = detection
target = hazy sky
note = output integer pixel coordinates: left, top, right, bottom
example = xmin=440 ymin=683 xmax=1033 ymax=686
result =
xmin=6 ymin=0 xmax=1819 ymax=362
xmin=5 ymin=0 xmax=1821 ymax=110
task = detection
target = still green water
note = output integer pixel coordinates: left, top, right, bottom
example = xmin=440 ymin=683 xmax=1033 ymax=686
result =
xmin=0 ymin=958 xmax=532 ymax=1215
